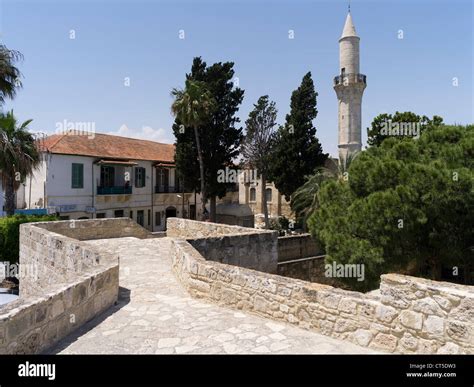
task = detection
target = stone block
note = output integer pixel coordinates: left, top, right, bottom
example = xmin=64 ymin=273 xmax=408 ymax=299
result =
xmin=423 ymin=315 xmax=444 ymax=336
xmin=296 ymin=306 xmax=311 ymax=322
xmin=399 ymin=332 xmax=418 ymax=351
xmin=399 ymin=310 xmax=423 ymax=330
xmin=6 ymin=309 xmax=34 ymax=339
xmin=352 ymin=329 xmax=373 ymax=347
xmin=319 ymin=293 xmax=341 ymax=310
xmin=432 ymin=295 xmax=452 ymax=311
xmin=339 ymin=298 xmax=357 ymax=314
xmin=437 ymin=342 xmax=462 ymax=354
xmin=450 ymin=297 xmax=474 ymax=322
xmin=254 ymin=295 xmax=270 ymax=313
xmin=446 ymin=320 xmax=471 ymax=342
xmin=369 ymin=332 xmax=397 ymax=352
xmin=34 ymin=303 xmax=49 ymax=324
xmin=413 ymin=297 xmax=446 ymax=317
xmin=375 ymin=305 xmax=398 ymax=323
xmin=334 ymin=318 xmax=358 ymax=333
xmin=51 ymin=299 xmax=65 ymax=319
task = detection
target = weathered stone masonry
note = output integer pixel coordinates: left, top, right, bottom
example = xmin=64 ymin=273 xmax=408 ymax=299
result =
xmin=167 ymin=219 xmax=474 ymax=354
xmin=0 ymin=219 xmax=127 ymax=354
xmin=2 ymin=218 xmax=472 ymax=354
xmin=168 ymin=218 xmax=278 ymax=274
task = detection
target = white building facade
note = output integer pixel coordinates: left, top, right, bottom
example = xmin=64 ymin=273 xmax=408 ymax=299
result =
xmin=23 ymin=132 xmax=201 ymax=231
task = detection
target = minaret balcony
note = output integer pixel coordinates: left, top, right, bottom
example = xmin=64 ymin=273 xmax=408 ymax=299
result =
xmin=334 ymin=73 xmax=367 ymax=86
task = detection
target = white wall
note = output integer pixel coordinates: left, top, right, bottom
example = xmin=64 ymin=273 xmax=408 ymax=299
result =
xmin=45 ymin=154 xmax=94 ymax=212
xmin=24 ymin=158 xmax=47 ymax=209
xmin=22 ymin=152 xmax=202 ymax=231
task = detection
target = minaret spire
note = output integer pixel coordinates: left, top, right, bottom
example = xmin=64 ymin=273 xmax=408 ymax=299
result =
xmin=334 ymin=8 xmax=367 ymax=162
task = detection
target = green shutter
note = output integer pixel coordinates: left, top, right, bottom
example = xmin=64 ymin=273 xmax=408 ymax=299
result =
xmin=72 ymin=163 xmax=84 ymax=188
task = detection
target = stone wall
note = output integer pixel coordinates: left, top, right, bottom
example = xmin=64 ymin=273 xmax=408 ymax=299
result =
xmin=277 ymin=234 xmax=321 ymax=262
xmin=169 ymin=237 xmax=474 ymax=354
xmin=277 ymin=256 xmax=347 ymax=288
xmin=277 ymin=234 xmax=346 ymax=286
xmin=166 ymin=217 xmax=260 ymax=238
xmin=38 ymin=217 xmax=150 ymax=241
xmin=167 ymin=218 xmax=279 ymax=274
xmin=0 ymin=220 xmax=120 ymax=354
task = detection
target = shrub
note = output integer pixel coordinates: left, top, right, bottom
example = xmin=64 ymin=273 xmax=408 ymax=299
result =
xmin=0 ymin=214 xmax=57 ymax=265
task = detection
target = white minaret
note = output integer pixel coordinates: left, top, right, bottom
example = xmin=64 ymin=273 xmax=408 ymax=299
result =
xmin=334 ymin=9 xmax=366 ymax=162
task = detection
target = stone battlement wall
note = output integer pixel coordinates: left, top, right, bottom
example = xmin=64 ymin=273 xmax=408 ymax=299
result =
xmin=277 ymin=255 xmax=347 ymax=288
xmin=0 ymin=220 xmax=120 ymax=354
xmin=167 ymin=218 xmax=279 ymax=274
xmin=36 ymin=217 xmax=150 ymax=241
xmin=169 ymin=236 xmax=473 ymax=354
xmin=277 ymin=234 xmax=321 ymax=262
xmin=166 ymin=217 xmax=265 ymax=238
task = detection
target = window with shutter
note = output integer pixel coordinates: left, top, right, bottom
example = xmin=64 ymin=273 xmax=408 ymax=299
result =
xmin=72 ymin=163 xmax=84 ymax=188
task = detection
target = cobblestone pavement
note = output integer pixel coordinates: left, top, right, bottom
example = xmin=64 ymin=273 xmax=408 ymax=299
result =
xmin=50 ymin=237 xmax=377 ymax=354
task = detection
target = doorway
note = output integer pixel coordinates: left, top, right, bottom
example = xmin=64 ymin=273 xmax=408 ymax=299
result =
xmin=136 ymin=210 xmax=144 ymax=226
xmin=165 ymin=207 xmax=177 ymax=219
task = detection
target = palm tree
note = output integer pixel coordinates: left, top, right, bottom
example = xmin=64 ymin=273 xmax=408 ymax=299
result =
xmin=0 ymin=44 xmax=23 ymax=105
xmin=0 ymin=111 xmax=40 ymax=215
xmin=171 ymin=80 xmax=215 ymax=220
xmin=290 ymin=152 xmax=358 ymax=230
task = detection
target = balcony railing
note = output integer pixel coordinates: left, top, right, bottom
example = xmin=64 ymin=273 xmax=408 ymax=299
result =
xmin=334 ymin=73 xmax=367 ymax=86
xmin=97 ymin=186 xmax=132 ymax=195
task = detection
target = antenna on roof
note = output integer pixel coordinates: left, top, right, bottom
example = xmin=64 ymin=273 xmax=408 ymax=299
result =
xmin=348 ymin=0 xmax=351 ymax=13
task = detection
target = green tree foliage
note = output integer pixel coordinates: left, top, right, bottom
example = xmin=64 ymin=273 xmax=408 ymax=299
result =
xmin=171 ymin=80 xmax=215 ymax=219
xmin=241 ymin=95 xmax=278 ymax=228
xmin=172 ymin=57 xmax=244 ymax=221
xmin=0 ymin=214 xmax=57 ymax=265
xmin=269 ymin=72 xmax=327 ymax=200
xmin=308 ymin=125 xmax=473 ymax=291
xmin=367 ymin=111 xmax=443 ymax=147
xmin=0 ymin=44 xmax=22 ymax=105
xmin=291 ymin=168 xmax=336 ymax=231
xmin=291 ymin=154 xmax=356 ymax=231
xmin=0 ymin=111 xmax=40 ymax=215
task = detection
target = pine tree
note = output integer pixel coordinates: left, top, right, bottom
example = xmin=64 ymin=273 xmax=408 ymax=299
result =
xmin=241 ymin=95 xmax=278 ymax=228
xmin=269 ymin=72 xmax=327 ymax=200
xmin=172 ymin=57 xmax=244 ymax=221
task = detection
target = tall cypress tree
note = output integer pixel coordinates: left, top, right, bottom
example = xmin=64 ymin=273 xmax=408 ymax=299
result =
xmin=172 ymin=57 xmax=244 ymax=221
xmin=269 ymin=72 xmax=328 ymax=200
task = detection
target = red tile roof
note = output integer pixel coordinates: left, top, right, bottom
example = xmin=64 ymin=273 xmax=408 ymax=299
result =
xmin=38 ymin=132 xmax=175 ymax=163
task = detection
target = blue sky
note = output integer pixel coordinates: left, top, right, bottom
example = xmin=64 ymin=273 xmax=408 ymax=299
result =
xmin=1 ymin=0 xmax=472 ymax=157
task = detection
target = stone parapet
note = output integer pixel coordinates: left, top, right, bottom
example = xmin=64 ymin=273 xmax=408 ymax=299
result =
xmin=277 ymin=234 xmax=321 ymax=262
xmin=167 ymin=218 xmax=278 ymax=273
xmin=169 ymin=235 xmax=474 ymax=354
xmin=0 ymin=220 xmax=120 ymax=354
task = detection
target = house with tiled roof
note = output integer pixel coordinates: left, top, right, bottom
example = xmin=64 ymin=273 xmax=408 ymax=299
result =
xmin=22 ymin=131 xmax=202 ymax=230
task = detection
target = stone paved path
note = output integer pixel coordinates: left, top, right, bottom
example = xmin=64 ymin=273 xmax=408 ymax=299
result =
xmin=50 ymin=237 xmax=376 ymax=354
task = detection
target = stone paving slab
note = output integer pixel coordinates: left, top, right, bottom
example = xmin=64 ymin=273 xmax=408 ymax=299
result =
xmin=49 ymin=237 xmax=377 ymax=354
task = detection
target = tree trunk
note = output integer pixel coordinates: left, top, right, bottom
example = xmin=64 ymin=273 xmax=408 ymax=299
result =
xmin=262 ymin=174 xmax=270 ymax=229
xmin=428 ymin=257 xmax=442 ymax=281
xmin=4 ymin=177 xmax=16 ymax=216
xmin=193 ymin=126 xmax=206 ymax=220
xmin=209 ymin=196 xmax=217 ymax=223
